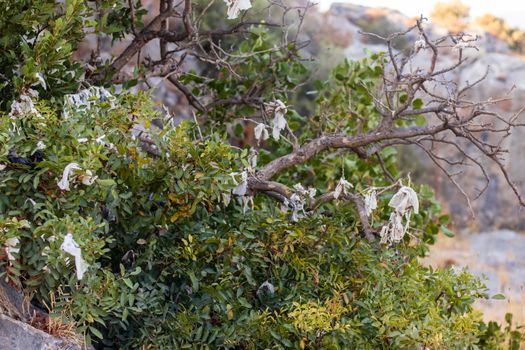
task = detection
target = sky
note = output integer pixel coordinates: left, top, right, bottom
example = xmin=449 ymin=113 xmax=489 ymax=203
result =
xmin=317 ymin=0 xmax=525 ymax=29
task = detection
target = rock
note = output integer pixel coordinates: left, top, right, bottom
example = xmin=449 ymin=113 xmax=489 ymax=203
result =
xmin=0 ymin=279 xmax=28 ymax=321
xmin=0 ymin=280 xmax=92 ymax=350
xmin=0 ymin=314 xmax=86 ymax=350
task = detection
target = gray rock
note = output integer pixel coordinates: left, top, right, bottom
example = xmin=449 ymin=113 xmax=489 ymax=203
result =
xmin=0 ymin=281 xmax=92 ymax=350
xmin=0 ymin=314 xmax=86 ymax=350
xmin=0 ymin=280 xmax=28 ymax=321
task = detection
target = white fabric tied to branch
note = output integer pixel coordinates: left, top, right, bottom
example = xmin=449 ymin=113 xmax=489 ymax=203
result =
xmin=293 ymin=183 xmax=316 ymax=199
xmin=78 ymin=170 xmax=98 ymax=186
xmin=380 ymin=186 xmax=419 ymax=245
xmin=5 ymin=237 xmax=20 ymax=261
xmin=248 ymin=149 xmax=258 ymax=169
xmin=95 ymin=134 xmax=106 ymax=144
xmin=266 ymin=100 xmax=287 ymax=140
xmin=272 ymin=113 xmax=287 ymax=140
xmin=257 ymin=280 xmax=275 ymax=296
xmin=364 ymin=189 xmax=377 ymax=216
xmin=35 ymin=72 xmax=47 ymax=90
xmin=57 ymin=163 xmax=82 ymax=191
xmin=284 ymin=183 xmax=317 ymax=222
xmin=388 ymin=186 xmax=419 ymax=215
xmin=231 ymin=171 xmax=253 ymax=213
xmin=231 ymin=171 xmax=248 ymax=196
xmin=414 ymin=37 xmax=427 ymax=51
xmin=223 ymin=0 xmax=252 ymax=19
xmin=380 ymin=212 xmax=405 ymax=244
xmin=63 ymin=86 xmax=114 ymax=119
xmin=254 ymin=123 xmax=269 ymax=142
xmin=289 ymin=193 xmax=305 ymax=222
xmin=36 ymin=141 xmax=46 ymax=150
xmin=333 ymin=177 xmax=353 ymax=199
xmin=57 ymin=163 xmax=97 ymax=190
xmin=9 ymin=92 xmax=41 ymax=119
xmin=60 ymin=233 xmax=88 ymax=280
xmin=239 ymin=195 xmax=254 ymax=214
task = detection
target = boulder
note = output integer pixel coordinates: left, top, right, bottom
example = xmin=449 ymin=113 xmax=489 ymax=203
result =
xmin=0 ymin=314 xmax=86 ymax=350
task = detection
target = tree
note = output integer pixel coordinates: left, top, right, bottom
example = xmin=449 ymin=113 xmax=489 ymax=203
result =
xmin=431 ymin=0 xmax=470 ymax=33
xmin=0 ymin=0 xmax=524 ymax=348
xmin=475 ymin=14 xmax=525 ymax=54
xmin=475 ymin=14 xmax=509 ymax=38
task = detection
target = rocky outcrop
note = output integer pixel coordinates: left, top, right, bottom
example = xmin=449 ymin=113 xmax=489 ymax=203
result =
xmin=0 ymin=279 xmax=29 ymax=321
xmin=0 ymin=314 xmax=85 ymax=350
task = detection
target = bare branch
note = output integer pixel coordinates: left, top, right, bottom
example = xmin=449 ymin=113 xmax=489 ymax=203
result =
xmin=104 ymin=7 xmax=181 ymax=76
xmin=239 ymin=18 xmax=525 ymax=236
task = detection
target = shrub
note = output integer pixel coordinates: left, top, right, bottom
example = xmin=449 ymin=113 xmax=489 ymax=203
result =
xmin=1 ymin=1 xmax=524 ymax=349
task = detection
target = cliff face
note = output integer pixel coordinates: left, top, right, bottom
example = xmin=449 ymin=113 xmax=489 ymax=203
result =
xmin=312 ymin=3 xmax=525 ymax=230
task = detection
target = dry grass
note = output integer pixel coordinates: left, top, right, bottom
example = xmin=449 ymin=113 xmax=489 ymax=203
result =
xmin=28 ymin=292 xmax=85 ymax=348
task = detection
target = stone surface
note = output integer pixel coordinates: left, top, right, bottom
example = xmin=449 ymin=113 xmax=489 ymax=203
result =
xmin=0 ymin=279 xmax=28 ymax=321
xmin=0 ymin=314 xmax=84 ymax=350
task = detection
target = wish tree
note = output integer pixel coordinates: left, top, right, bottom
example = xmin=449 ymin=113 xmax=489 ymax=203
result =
xmin=0 ymin=0 xmax=524 ymax=348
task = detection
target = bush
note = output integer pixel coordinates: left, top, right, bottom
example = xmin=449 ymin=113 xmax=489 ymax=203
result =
xmin=431 ymin=0 xmax=470 ymax=33
xmin=1 ymin=1 xmax=524 ymax=349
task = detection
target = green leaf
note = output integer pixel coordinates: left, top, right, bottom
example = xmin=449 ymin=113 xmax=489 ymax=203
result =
xmin=90 ymin=326 xmax=104 ymax=339
xmin=439 ymin=214 xmax=450 ymax=225
xmin=243 ymin=265 xmax=256 ymax=286
xmin=96 ymin=178 xmax=116 ymax=187
xmin=381 ymin=147 xmax=397 ymax=158
xmin=440 ymin=225 xmax=455 ymax=238
xmin=412 ymin=98 xmax=423 ymax=110
xmin=188 ymin=271 xmax=199 ymax=292
xmin=123 ymin=278 xmax=133 ymax=289
xmin=233 ymin=123 xmax=244 ymax=139
xmin=492 ymin=294 xmax=506 ymax=300
xmin=414 ymin=114 xmax=426 ymax=126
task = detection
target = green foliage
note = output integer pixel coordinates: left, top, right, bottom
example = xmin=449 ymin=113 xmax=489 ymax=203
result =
xmin=478 ymin=313 xmax=525 ymax=350
xmin=0 ymin=90 xmax=242 ymax=344
xmin=0 ymin=0 xmax=87 ymax=109
xmin=0 ymin=1 xmax=523 ymax=349
xmin=0 ymin=67 xmax=514 ymax=349
xmin=475 ymin=14 xmax=525 ymax=54
xmin=431 ymin=0 xmax=470 ymax=33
